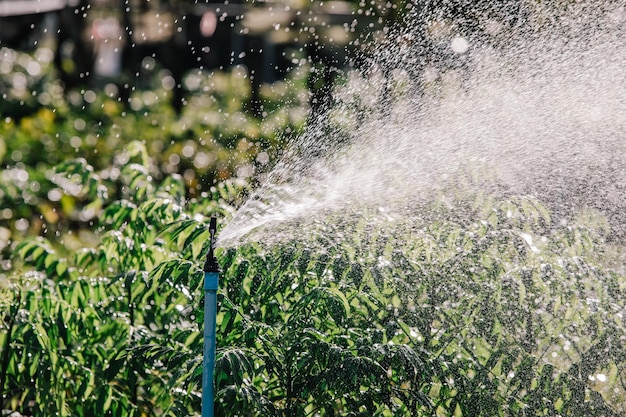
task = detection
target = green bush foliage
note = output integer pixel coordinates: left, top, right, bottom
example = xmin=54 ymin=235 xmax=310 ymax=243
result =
xmin=2 ymin=141 xmax=626 ymax=416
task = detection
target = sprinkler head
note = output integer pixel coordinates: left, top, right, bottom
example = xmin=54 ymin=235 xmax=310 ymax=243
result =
xmin=204 ymin=216 xmax=220 ymax=273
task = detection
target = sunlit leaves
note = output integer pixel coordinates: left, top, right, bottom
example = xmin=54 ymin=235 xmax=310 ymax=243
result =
xmin=15 ymin=237 xmax=70 ymax=279
xmin=0 ymin=270 xmax=131 ymax=415
xmin=161 ymin=219 xmax=212 ymax=261
xmin=4 ymin=141 xmax=212 ymax=415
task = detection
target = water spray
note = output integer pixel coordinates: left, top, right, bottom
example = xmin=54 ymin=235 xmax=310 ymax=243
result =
xmin=202 ymin=216 xmax=219 ymax=417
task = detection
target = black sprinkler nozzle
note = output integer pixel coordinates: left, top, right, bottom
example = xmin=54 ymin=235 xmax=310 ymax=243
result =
xmin=204 ymin=216 xmax=220 ymax=273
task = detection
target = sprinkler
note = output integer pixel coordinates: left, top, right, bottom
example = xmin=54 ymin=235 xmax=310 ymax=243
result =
xmin=202 ymin=216 xmax=219 ymax=417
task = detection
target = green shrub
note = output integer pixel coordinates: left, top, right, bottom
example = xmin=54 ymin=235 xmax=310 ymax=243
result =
xmin=3 ymin=143 xmax=625 ymax=415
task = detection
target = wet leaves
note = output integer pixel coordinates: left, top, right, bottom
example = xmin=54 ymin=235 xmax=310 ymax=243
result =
xmin=3 ymin=147 xmax=626 ymax=416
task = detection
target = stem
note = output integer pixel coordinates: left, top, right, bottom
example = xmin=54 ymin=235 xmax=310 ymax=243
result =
xmin=284 ymin=350 xmax=294 ymax=417
xmin=125 ymin=271 xmax=138 ymax=407
xmin=0 ymin=293 xmax=20 ymax=411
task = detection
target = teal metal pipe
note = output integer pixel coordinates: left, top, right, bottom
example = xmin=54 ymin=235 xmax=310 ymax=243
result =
xmin=202 ymin=217 xmax=219 ymax=417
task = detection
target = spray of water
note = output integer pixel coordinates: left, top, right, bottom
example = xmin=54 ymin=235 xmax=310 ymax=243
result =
xmin=217 ymin=1 xmax=626 ymax=248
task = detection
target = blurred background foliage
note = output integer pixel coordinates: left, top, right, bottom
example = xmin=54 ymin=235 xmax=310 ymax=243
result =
xmin=0 ymin=43 xmax=308 ymax=261
xmin=0 ymin=0 xmax=401 ymax=261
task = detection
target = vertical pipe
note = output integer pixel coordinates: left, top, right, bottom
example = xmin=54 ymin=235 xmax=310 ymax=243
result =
xmin=202 ymin=271 xmax=218 ymax=417
xmin=202 ymin=217 xmax=219 ymax=417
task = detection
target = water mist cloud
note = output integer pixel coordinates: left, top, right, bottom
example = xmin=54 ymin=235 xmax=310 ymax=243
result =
xmin=219 ymin=1 xmax=626 ymax=247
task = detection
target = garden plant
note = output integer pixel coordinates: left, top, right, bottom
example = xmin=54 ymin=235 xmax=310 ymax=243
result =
xmin=2 ymin=140 xmax=626 ymax=415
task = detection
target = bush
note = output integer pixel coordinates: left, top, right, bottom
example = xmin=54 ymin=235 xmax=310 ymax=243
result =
xmin=3 ymin=143 xmax=626 ymax=415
